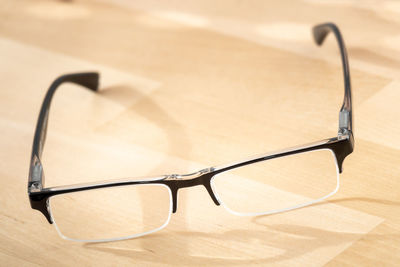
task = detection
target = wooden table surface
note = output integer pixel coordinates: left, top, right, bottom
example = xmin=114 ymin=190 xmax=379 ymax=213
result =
xmin=1 ymin=0 xmax=399 ymax=266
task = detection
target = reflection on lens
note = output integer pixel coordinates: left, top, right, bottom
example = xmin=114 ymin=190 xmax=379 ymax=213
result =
xmin=49 ymin=184 xmax=172 ymax=242
xmin=211 ymin=149 xmax=339 ymax=216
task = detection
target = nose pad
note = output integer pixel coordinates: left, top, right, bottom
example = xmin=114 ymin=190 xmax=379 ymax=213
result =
xmin=170 ymin=187 xmax=179 ymax=213
xmin=169 ymin=178 xmax=220 ymax=213
xmin=203 ymin=179 xmax=220 ymax=206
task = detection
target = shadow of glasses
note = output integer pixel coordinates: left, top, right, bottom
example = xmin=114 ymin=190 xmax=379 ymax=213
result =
xmin=97 ymin=84 xmax=194 ymax=251
xmin=83 ymin=197 xmax=399 ymax=265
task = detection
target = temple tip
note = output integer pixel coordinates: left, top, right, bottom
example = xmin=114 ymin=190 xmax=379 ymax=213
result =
xmin=53 ymin=72 xmax=100 ymax=92
xmin=312 ymin=22 xmax=338 ymax=46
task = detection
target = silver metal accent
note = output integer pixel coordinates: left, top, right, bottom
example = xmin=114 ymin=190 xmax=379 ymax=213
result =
xmin=28 ymin=155 xmax=44 ymax=192
xmin=165 ymin=168 xmax=213 ymax=181
xmin=31 ymin=161 xmax=43 ymax=183
xmin=338 ymin=110 xmax=350 ymax=137
xmin=29 ymin=182 xmax=42 ymax=193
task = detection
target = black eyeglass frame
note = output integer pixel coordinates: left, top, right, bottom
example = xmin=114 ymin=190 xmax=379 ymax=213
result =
xmin=28 ymin=23 xmax=354 ymax=226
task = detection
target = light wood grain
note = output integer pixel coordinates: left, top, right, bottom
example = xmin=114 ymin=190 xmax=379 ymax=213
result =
xmin=0 ymin=0 xmax=399 ymax=266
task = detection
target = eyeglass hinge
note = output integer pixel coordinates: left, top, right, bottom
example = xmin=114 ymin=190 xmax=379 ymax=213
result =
xmin=29 ymin=182 xmax=42 ymax=193
xmin=29 ymin=156 xmax=44 ymax=193
xmin=338 ymin=110 xmax=350 ymax=137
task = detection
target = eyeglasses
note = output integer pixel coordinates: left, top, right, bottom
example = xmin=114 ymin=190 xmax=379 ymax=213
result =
xmin=28 ymin=22 xmax=354 ymax=242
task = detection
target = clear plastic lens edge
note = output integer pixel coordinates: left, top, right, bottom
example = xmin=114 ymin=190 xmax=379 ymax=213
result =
xmin=210 ymin=149 xmax=340 ymax=217
xmin=49 ymin=183 xmax=173 ymax=243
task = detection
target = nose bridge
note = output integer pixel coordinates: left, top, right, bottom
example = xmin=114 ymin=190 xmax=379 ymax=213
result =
xmin=165 ymin=169 xmax=220 ymax=213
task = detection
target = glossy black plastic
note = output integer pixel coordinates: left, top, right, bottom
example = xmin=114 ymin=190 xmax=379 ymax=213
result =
xmin=28 ymin=23 xmax=354 ymax=227
xmin=313 ymin=23 xmax=353 ymax=137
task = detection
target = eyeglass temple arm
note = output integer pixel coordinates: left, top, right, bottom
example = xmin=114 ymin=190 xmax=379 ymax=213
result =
xmin=312 ymin=23 xmax=353 ymax=137
xmin=28 ymin=72 xmax=99 ymax=191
